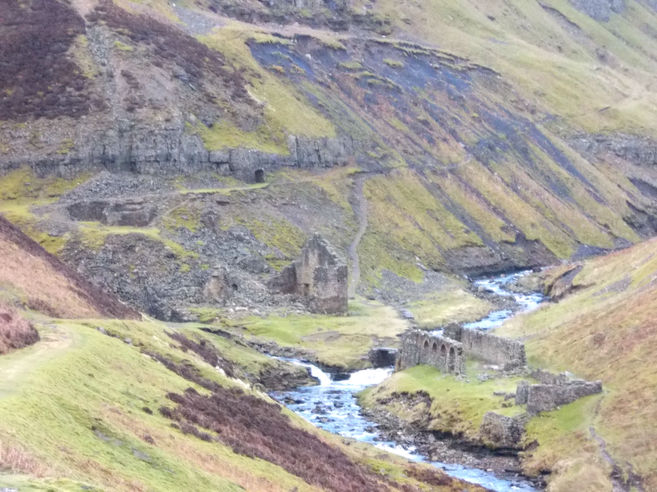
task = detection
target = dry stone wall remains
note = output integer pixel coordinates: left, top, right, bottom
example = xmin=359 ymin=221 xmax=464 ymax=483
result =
xmin=515 ymin=370 xmax=602 ymax=414
xmin=443 ymin=325 xmax=526 ymax=370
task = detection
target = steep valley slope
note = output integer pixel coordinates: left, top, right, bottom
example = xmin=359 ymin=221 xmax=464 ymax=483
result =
xmin=3 ymin=0 xmax=657 ymax=319
xmin=0 ymin=196 xmax=478 ymax=491
xmin=3 ymin=0 xmax=657 ymax=491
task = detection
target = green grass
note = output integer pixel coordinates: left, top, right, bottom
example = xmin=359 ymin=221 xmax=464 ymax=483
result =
xmin=161 ymin=204 xmax=201 ymax=232
xmin=238 ymin=299 xmax=409 ymax=370
xmin=197 ymin=27 xmax=335 ymax=151
xmin=0 ymin=321 xmax=289 ymax=491
xmin=383 ymin=58 xmax=404 ymax=68
xmin=113 ymin=40 xmax=134 ymax=52
xmin=409 ymin=288 xmax=493 ymax=329
xmin=0 ymin=312 xmax=472 ymax=491
xmin=360 ymin=364 xmax=525 ymax=439
xmin=371 ymin=0 xmax=657 ymax=134
xmin=521 ymin=395 xmax=611 ymax=490
xmin=0 ymin=168 xmax=90 ymax=254
xmin=359 ymin=169 xmax=483 ymax=284
xmin=338 ymin=60 xmax=364 ymax=70
xmin=497 ymin=238 xmax=657 ymax=488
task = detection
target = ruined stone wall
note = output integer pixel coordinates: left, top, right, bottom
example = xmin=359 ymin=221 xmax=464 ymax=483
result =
xmin=267 ymin=234 xmax=348 ymax=314
xmin=444 ymin=325 xmax=525 ymax=370
xmin=515 ymin=371 xmax=602 ymax=414
xmin=396 ymin=330 xmax=465 ymax=375
xmin=295 ymin=234 xmax=348 ymax=314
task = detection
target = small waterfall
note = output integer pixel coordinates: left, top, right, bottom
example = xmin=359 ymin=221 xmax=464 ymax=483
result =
xmin=271 ymin=270 xmax=545 ymax=491
xmin=285 ymin=358 xmax=332 ymax=386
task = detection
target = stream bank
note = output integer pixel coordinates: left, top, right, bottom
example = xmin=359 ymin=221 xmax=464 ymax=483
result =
xmin=271 ymin=270 xmax=546 ymax=491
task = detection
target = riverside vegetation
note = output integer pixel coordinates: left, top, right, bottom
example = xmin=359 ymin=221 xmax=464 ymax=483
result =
xmin=3 ymin=0 xmax=657 ymax=491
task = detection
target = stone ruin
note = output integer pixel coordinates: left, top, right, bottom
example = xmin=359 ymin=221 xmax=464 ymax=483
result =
xmin=369 ymin=347 xmax=398 ymax=368
xmin=67 ymin=198 xmax=156 ymax=227
xmin=395 ymin=330 xmax=465 ymax=374
xmin=394 ymin=319 xmax=603 ymax=451
xmin=479 ymin=370 xmax=603 ymax=450
xmin=268 ymin=234 xmax=348 ymax=314
xmin=444 ymin=324 xmax=526 ymax=370
xmin=515 ymin=369 xmax=602 ymax=414
xmin=395 ymin=324 xmax=525 ymax=376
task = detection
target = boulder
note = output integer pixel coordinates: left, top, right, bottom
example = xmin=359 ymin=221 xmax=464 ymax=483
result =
xmin=479 ymin=412 xmax=526 ymax=450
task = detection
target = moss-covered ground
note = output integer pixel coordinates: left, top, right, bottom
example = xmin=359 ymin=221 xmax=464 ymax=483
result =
xmin=359 ymin=363 xmax=526 ymax=440
xmin=234 ymin=298 xmax=409 ymax=370
xmin=409 ymin=288 xmax=493 ymax=329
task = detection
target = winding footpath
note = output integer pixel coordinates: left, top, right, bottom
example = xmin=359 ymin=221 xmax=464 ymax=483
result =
xmin=347 ymin=175 xmax=369 ymax=298
xmin=0 ymin=324 xmax=73 ymax=399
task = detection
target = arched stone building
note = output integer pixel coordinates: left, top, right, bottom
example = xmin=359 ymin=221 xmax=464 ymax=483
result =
xmin=395 ymin=330 xmax=465 ymax=375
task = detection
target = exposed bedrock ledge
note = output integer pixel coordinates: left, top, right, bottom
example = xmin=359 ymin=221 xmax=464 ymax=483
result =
xmin=568 ymin=0 xmax=626 ymax=21
xmin=442 ymin=232 xmax=558 ymax=277
xmin=568 ymin=133 xmax=657 ymax=167
xmin=0 ymin=122 xmax=355 ymax=182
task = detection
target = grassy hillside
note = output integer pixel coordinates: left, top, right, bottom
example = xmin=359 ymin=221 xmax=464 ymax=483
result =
xmin=497 ymin=237 xmax=657 ymax=489
xmin=0 ymin=316 xmax=481 ymax=491
xmin=359 ymin=237 xmax=657 ymax=490
xmin=0 ymin=218 xmax=480 ymax=491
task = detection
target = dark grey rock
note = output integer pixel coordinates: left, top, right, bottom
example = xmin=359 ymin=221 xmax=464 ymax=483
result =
xmin=479 ymin=412 xmax=526 ymax=449
xmin=369 ymin=347 xmax=398 ymax=368
xmin=569 ymin=0 xmax=626 ymax=21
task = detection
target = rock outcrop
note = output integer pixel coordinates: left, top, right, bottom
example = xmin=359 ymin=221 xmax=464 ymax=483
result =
xmin=569 ymin=0 xmax=626 ymax=21
xmin=268 ymin=234 xmax=348 ymax=314
xmin=569 ymin=133 xmax=657 ymax=167
xmin=369 ymin=347 xmax=398 ymax=368
xmin=479 ymin=412 xmax=527 ymax=450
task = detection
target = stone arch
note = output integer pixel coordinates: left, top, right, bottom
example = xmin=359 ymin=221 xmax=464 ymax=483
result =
xmin=440 ymin=344 xmax=447 ymax=358
xmin=431 ymin=342 xmax=438 ymax=352
xmin=423 ymin=340 xmax=429 ymax=350
xmin=448 ymin=346 xmax=456 ymax=372
xmin=254 ymin=168 xmax=265 ymax=183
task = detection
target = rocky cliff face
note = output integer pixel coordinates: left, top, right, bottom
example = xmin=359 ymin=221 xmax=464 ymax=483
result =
xmin=3 ymin=0 xmax=657 ymax=321
xmin=0 ymin=2 xmax=354 ymax=182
